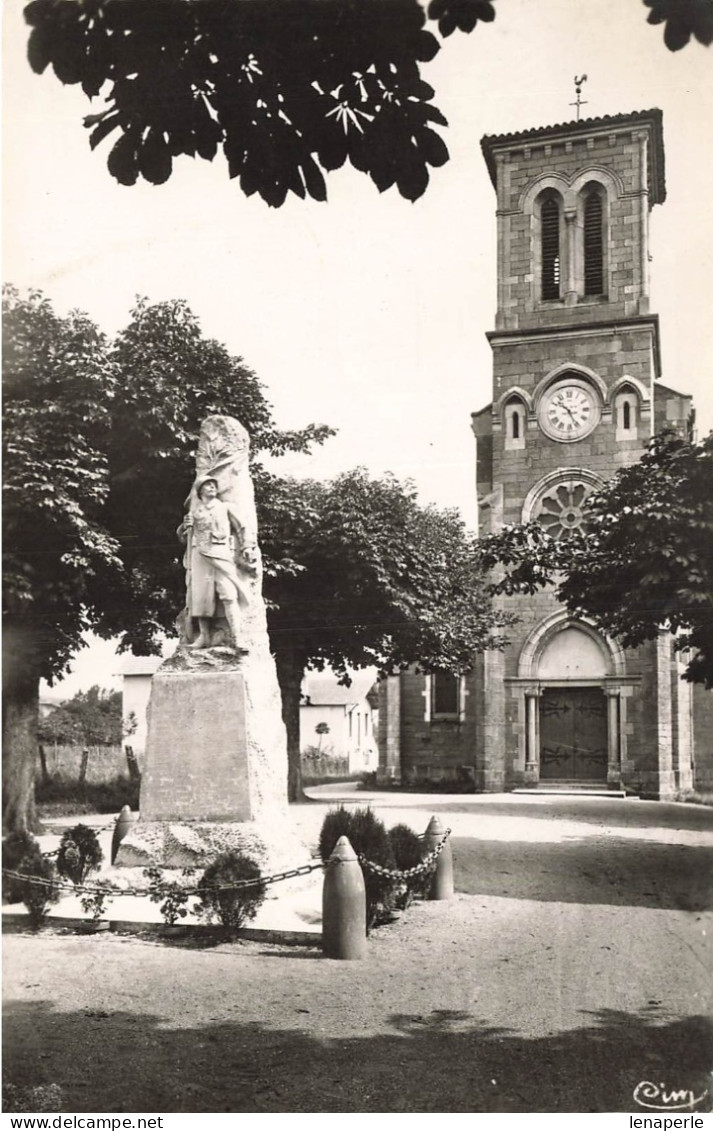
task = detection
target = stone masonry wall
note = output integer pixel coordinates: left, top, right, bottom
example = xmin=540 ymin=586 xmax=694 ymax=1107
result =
xmin=496 ymin=127 xmax=652 ymax=330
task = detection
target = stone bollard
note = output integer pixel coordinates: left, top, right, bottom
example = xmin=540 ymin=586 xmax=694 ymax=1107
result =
xmin=322 ymin=835 xmax=367 ymax=960
xmin=111 ymin=805 xmax=138 ymax=864
xmin=423 ymin=815 xmax=454 ymax=901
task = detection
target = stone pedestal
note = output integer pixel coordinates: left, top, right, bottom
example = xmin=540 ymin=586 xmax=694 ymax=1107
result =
xmin=116 ymin=642 xmax=308 ymax=873
xmin=140 ymin=669 xmax=251 ymax=821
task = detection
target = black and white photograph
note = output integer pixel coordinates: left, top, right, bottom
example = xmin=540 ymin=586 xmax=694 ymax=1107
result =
xmin=2 ymin=0 xmax=712 ymax=1120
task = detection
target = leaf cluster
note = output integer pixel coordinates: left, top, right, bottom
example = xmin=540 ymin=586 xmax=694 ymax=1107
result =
xmin=22 ymin=0 xmax=705 ymax=204
xmin=643 ymin=0 xmax=713 ymax=49
xmin=24 ymin=0 xmax=450 ymax=204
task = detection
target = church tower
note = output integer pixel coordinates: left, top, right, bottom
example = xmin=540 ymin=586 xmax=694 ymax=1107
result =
xmin=378 ymin=109 xmax=708 ymax=799
xmin=473 ymin=109 xmax=692 ymax=798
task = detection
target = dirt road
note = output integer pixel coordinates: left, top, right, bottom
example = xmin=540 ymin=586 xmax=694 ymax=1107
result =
xmin=4 ymin=792 xmax=712 ymax=1113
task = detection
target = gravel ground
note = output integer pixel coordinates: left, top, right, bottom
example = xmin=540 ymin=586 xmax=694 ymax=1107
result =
xmin=4 ymin=790 xmax=712 ymax=1114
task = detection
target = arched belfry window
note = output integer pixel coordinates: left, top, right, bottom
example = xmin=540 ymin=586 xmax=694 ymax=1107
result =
xmin=541 ymin=196 xmax=561 ymax=300
xmin=584 ymin=190 xmax=604 ymax=296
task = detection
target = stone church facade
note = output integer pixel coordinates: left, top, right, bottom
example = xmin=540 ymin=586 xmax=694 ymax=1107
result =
xmin=378 ymin=109 xmax=713 ymax=799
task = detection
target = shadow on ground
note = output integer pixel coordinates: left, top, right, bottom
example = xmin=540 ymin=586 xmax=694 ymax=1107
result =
xmin=451 ymin=836 xmax=713 ymax=911
xmin=3 ymin=999 xmax=711 ymax=1113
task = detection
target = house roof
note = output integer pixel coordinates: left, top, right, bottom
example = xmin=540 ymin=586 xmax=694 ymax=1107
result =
xmin=301 ymin=672 xmax=376 ymax=708
xmin=655 ymin=382 xmax=691 ymax=399
xmin=481 ymin=108 xmax=666 ymax=205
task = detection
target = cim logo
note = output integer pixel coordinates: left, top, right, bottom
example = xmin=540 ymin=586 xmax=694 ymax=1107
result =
xmin=633 ymin=1081 xmax=710 ymax=1112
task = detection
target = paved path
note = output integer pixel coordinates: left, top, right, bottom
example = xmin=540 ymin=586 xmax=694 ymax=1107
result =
xmin=4 ymin=790 xmax=712 ymax=1113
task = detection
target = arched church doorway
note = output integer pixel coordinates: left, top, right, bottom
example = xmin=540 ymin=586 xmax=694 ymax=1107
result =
xmin=533 ymin=624 xmax=613 ymax=784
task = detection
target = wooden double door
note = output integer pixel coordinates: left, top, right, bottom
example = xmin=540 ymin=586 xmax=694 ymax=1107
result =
xmin=539 ymin=687 xmax=608 ymax=782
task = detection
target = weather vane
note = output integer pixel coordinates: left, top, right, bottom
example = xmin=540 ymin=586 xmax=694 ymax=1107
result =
xmin=570 ymin=75 xmax=588 ymax=121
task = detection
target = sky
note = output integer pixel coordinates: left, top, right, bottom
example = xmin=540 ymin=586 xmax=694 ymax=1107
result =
xmin=3 ymin=0 xmax=712 ymax=695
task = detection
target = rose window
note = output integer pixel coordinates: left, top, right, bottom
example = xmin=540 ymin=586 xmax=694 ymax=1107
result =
xmin=534 ymin=479 xmax=592 ymax=538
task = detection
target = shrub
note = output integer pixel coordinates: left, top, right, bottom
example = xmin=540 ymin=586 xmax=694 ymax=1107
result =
xmin=388 ymin=823 xmax=435 ymax=906
xmin=78 ymin=878 xmax=114 ymax=923
xmin=318 ymin=806 xmax=398 ymax=929
xmin=144 ymin=867 xmax=196 ymax=926
xmin=2 ymin=831 xmax=42 ymax=904
xmin=56 ymin=824 xmax=104 ymax=885
xmin=197 ymin=852 xmax=266 ymax=934
xmin=36 ymin=774 xmax=140 ymax=816
xmin=17 ymin=856 xmax=61 ymax=929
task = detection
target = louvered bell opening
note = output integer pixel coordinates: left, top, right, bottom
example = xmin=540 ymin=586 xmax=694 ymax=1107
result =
xmin=584 ymin=194 xmax=604 ymax=295
xmin=541 ymin=199 xmax=560 ymax=300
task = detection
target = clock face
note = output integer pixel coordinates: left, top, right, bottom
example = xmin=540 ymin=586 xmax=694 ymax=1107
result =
xmin=540 ymin=382 xmax=599 ymax=442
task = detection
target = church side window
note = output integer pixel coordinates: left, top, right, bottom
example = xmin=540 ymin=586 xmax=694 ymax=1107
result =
xmin=614 ymin=388 xmax=638 ymax=440
xmin=504 ymin=396 xmax=526 ymax=451
xmin=583 ymin=190 xmax=605 ymax=296
xmin=541 ymin=196 xmax=561 ymax=300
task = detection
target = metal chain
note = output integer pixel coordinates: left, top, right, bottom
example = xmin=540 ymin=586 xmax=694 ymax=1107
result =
xmin=41 ymin=818 xmax=120 ymax=860
xmin=357 ymin=829 xmax=451 ymax=880
xmin=2 ymin=859 xmax=322 ymax=899
xmin=7 ymin=829 xmax=451 ymax=899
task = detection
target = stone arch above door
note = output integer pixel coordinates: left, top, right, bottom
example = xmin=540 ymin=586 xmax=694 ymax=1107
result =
xmin=518 ymin=612 xmax=626 ymax=680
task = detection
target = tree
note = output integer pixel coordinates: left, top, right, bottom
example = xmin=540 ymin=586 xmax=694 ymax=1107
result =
xmin=22 ymin=0 xmax=710 ymax=206
xmin=478 ymin=428 xmax=713 ymax=687
xmin=3 ymin=286 xmax=118 ymax=832
xmin=38 ymin=686 xmax=124 ymax=747
xmin=2 ymin=287 xmax=330 ymax=831
xmin=259 ymin=468 xmax=510 ymax=800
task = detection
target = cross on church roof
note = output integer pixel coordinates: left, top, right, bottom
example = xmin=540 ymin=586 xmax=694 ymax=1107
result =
xmin=570 ymin=74 xmax=588 ymax=120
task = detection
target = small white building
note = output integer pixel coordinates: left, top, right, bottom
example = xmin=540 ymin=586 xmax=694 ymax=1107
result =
xmin=120 ymin=655 xmax=162 ymax=762
xmin=300 ymin=671 xmax=378 ymax=775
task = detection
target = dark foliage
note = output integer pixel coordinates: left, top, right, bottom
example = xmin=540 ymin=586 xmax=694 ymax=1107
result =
xmin=24 ymin=0 xmax=449 ymax=203
xmin=197 ymin=852 xmax=266 ymax=933
xmin=388 ymin=821 xmax=435 ymax=903
xmin=56 ymin=823 xmax=104 ymax=885
xmin=644 ymin=0 xmax=713 ymax=49
xmin=22 ymin=0 xmax=704 ymax=206
xmin=319 ymin=805 xmax=398 ymax=928
xmin=428 ymin=0 xmax=495 ymax=37
xmin=2 ymin=831 xmax=42 ymax=904
xmin=17 ymin=854 xmax=61 ymax=929
xmin=35 ymin=774 xmax=140 ymax=816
